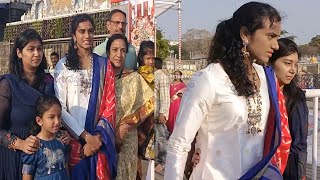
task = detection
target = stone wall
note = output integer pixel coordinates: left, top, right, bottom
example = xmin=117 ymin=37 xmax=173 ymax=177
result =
xmin=0 ymin=42 xmax=10 ymax=75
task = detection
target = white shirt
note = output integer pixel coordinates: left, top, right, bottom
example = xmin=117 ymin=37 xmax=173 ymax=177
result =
xmin=54 ymin=57 xmax=92 ymax=137
xmin=164 ymin=63 xmax=270 ymax=180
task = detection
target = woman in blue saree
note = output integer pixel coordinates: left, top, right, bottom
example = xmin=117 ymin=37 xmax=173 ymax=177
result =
xmin=54 ymin=14 xmax=117 ymax=180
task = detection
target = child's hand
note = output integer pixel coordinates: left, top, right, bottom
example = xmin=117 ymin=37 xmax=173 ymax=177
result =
xmin=16 ymin=136 xmax=40 ymax=154
xmin=58 ymin=130 xmax=70 ymax=145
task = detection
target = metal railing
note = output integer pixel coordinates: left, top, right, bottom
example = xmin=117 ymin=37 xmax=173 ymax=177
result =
xmin=304 ymin=89 xmax=319 ymax=180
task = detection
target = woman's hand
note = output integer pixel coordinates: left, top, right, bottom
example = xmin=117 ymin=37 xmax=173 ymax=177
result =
xmin=82 ymin=143 xmax=96 ymax=157
xmin=15 ymin=136 xmax=40 ymax=154
xmin=177 ymin=92 xmax=183 ymax=98
xmin=192 ymin=148 xmax=201 ymax=169
xmin=115 ymin=124 xmax=129 ymax=153
xmin=85 ymin=134 xmax=102 ymax=152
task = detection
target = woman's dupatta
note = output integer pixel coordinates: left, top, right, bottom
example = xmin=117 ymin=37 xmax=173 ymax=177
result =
xmin=239 ymin=66 xmax=282 ymax=180
xmin=271 ymin=83 xmax=291 ymax=174
xmin=71 ymin=54 xmax=117 ymax=180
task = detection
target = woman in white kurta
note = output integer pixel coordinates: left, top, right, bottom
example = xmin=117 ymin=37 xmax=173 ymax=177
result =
xmin=164 ymin=2 xmax=283 ymax=180
xmin=55 ymin=14 xmax=118 ymax=179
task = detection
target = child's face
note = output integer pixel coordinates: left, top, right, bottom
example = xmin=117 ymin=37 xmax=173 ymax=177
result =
xmin=37 ymin=104 xmax=62 ymax=135
xmin=143 ymin=52 xmax=155 ymax=67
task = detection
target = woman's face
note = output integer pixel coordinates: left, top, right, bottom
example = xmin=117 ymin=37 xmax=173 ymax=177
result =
xmin=109 ymin=38 xmax=127 ymax=68
xmin=246 ymin=19 xmax=282 ymax=63
xmin=73 ymin=20 xmax=94 ymax=50
xmin=143 ymin=51 xmax=155 ymax=67
xmin=174 ymin=71 xmax=182 ymax=80
xmin=273 ymin=52 xmax=299 ymax=87
xmin=17 ymin=40 xmax=43 ymax=71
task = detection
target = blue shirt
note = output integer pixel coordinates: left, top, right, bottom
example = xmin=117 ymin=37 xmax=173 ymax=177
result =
xmin=21 ymin=138 xmax=69 ymax=180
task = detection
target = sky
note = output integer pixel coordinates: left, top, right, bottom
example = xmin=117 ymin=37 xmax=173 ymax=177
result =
xmin=156 ymin=0 xmax=320 ymax=45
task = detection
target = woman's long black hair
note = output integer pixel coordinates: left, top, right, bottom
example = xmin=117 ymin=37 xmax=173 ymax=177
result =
xmin=65 ymin=14 xmax=95 ymax=70
xmin=9 ymin=28 xmax=47 ymax=88
xmin=208 ymin=2 xmax=281 ymax=97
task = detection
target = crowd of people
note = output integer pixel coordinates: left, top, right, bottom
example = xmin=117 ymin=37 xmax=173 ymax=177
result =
xmin=0 ymin=1 xmax=310 ymax=180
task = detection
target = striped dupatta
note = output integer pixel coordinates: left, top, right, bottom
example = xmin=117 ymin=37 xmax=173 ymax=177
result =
xmin=270 ymin=80 xmax=292 ymax=174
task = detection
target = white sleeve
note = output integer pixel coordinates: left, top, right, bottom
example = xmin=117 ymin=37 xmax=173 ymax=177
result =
xmin=164 ymin=70 xmax=215 ymax=180
xmin=54 ymin=60 xmax=85 ymax=138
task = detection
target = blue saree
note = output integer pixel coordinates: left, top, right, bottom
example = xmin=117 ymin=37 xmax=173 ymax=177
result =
xmin=71 ymin=54 xmax=117 ymax=180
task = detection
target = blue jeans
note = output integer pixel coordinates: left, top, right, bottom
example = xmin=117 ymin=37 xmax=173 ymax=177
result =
xmin=154 ymin=123 xmax=169 ymax=165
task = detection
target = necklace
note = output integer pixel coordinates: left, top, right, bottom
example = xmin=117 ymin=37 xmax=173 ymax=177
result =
xmin=246 ymin=68 xmax=262 ymax=135
xmin=79 ymin=56 xmax=93 ymax=96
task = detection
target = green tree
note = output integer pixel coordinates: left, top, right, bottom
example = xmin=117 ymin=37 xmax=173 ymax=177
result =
xmin=280 ymin=30 xmax=297 ymax=41
xmin=170 ymin=44 xmax=178 ymax=56
xmin=169 ymin=44 xmax=188 ymax=59
xmin=299 ymin=44 xmax=319 ymax=56
xmin=309 ymin=35 xmax=320 ymax=49
xmin=181 ymin=28 xmax=212 ymax=59
xmin=156 ymin=29 xmax=170 ymax=60
xmin=169 ymin=44 xmax=179 ymax=59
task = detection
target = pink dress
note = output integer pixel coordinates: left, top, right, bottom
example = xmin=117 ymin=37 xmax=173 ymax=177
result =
xmin=167 ymin=81 xmax=186 ymax=134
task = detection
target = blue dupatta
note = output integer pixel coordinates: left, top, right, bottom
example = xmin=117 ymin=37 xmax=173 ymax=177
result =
xmin=71 ymin=54 xmax=117 ymax=180
xmin=239 ymin=66 xmax=282 ymax=180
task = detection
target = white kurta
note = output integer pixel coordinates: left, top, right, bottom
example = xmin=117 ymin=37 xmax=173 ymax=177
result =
xmin=54 ymin=57 xmax=92 ymax=137
xmin=164 ymin=63 xmax=270 ymax=180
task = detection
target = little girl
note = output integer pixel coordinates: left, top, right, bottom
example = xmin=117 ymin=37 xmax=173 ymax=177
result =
xmin=22 ymin=95 xmax=69 ymax=180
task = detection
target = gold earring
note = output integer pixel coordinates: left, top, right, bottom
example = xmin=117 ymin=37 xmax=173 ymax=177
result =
xmin=242 ymin=40 xmax=250 ymax=58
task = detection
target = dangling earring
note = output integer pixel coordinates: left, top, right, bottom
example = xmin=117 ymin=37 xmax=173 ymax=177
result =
xmin=242 ymin=40 xmax=250 ymax=58
xmin=74 ymin=40 xmax=77 ymax=49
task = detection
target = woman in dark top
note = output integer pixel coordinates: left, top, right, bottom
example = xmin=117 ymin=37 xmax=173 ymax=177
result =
xmin=269 ymin=38 xmax=308 ymax=180
xmin=0 ymin=29 xmax=54 ymax=180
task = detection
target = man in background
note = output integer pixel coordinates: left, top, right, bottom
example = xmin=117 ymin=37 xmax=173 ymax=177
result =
xmin=94 ymin=9 xmax=137 ymax=70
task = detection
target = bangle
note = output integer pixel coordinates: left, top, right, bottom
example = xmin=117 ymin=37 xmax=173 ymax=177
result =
xmin=8 ymin=135 xmax=18 ymax=152
xmin=84 ymin=133 xmax=90 ymax=141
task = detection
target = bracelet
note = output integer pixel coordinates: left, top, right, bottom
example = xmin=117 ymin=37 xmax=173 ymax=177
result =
xmin=84 ymin=133 xmax=90 ymax=141
xmin=8 ymin=135 xmax=18 ymax=152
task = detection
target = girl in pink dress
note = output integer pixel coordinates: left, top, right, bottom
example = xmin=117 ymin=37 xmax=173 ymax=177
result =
xmin=167 ymin=70 xmax=186 ymax=134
